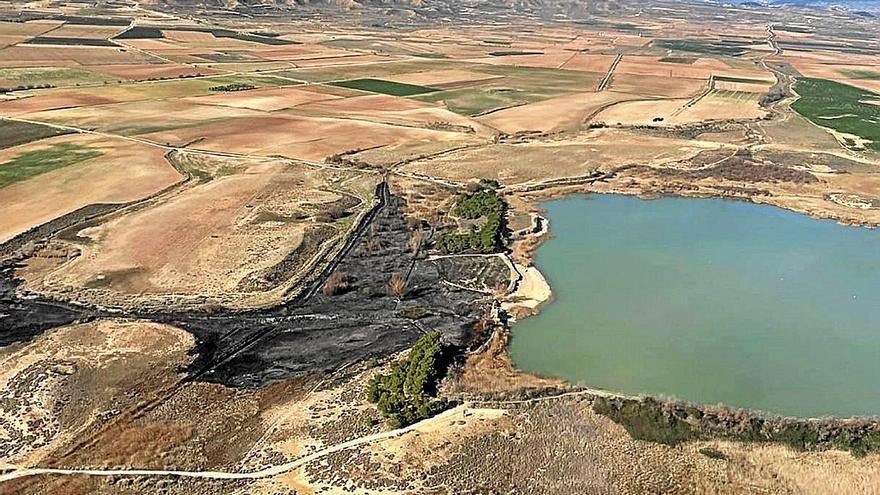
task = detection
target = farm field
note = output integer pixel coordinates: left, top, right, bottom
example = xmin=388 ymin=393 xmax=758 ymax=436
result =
xmin=0 ymin=135 xmax=181 ymax=242
xmin=791 ymin=78 xmax=880 ymax=151
xmin=2 ymin=2 xmax=880 ymax=495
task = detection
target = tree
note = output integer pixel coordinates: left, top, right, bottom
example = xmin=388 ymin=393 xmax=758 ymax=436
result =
xmin=366 ymin=332 xmax=447 ymax=427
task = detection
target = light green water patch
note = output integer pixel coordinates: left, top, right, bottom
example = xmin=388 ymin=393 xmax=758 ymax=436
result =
xmin=510 ymin=194 xmax=880 ymax=418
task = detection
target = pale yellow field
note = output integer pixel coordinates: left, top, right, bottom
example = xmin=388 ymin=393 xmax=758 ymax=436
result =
xmin=478 ymin=91 xmax=641 ymax=133
xmin=0 ymin=135 xmax=182 ymax=243
xmin=183 ymin=86 xmax=342 ymax=111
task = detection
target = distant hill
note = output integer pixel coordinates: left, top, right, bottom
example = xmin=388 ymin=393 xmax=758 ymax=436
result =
xmin=727 ymin=0 xmax=880 ymax=12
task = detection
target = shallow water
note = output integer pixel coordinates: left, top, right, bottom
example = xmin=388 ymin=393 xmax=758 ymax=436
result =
xmin=510 ymin=194 xmax=880 ymax=417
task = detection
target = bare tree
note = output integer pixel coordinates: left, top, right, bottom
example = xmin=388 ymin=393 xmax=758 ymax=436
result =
xmin=387 ymin=272 xmax=407 ymax=298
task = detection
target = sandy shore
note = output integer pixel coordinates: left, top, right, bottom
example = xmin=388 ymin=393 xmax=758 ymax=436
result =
xmin=501 ymin=263 xmax=552 ymax=320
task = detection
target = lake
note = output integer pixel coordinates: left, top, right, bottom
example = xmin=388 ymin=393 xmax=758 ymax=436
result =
xmin=509 ymin=194 xmax=880 ymax=418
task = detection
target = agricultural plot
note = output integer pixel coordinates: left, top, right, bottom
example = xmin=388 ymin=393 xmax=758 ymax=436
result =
xmin=0 ymin=120 xmax=69 ymax=149
xmin=714 ymin=75 xmax=775 ymax=84
xmin=0 ymin=135 xmax=181 ymax=242
xmin=31 ymin=161 xmax=375 ymax=306
xmin=399 ymin=129 xmax=718 ymax=185
xmin=330 ymin=78 xmax=438 ymax=96
xmin=185 ymin=86 xmax=339 ymax=111
xmin=415 ymin=64 xmax=603 ymax=116
xmin=791 ymin=78 xmax=880 ymax=151
xmin=49 ymin=24 xmax=127 ymax=39
xmin=282 ymin=59 xmax=453 ymax=83
xmin=0 ymin=44 xmax=157 ymax=66
xmin=114 ymin=26 xmax=165 ymax=39
xmin=0 ymin=67 xmax=112 ymax=89
xmin=839 ymin=69 xmax=880 ymax=80
xmin=0 ymin=142 xmax=101 ymax=189
xmin=24 ymin=37 xmax=119 ymax=47
xmin=653 ymin=39 xmax=752 ymax=57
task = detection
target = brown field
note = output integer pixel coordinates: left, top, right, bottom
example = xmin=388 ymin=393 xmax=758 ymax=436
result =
xmin=0 ymin=135 xmax=182 ymax=243
xmin=0 ymin=45 xmax=158 ymax=67
xmin=670 ymin=90 xmax=767 ymax=124
xmin=608 ymin=73 xmax=708 ymax=98
xmin=400 ymin=129 xmax=722 ymax=185
xmin=478 ymin=90 xmax=641 ymax=133
xmin=0 ymin=20 xmax=63 ymax=37
xmin=471 ymin=49 xmax=583 ymax=70
xmin=293 ymin=93 xmax=496 ymax=136
xmin=559 ymin=53 xmax=617 ymax=72
xmin=714 ymin=80 xmax=772 ymax=93
xmin=0 ymin=91 xmax=120 ymax=115
xmin=183 ymin=86 xmax=340 ymax=111
xmin=0 ymin=35 xmax=23 ymax=49
xmin=592 ymin=98 xmax=690 ymax=126
xmin=615 ymin=55 xmax=771 ymax=81
xmin=286 ymin=53 xmax=398 ymax=68
xmin=141 ymin=113 xmax=470 ymax=161
xmin=86 ymin=63 xmax=225 ymax=80
xmin=18 ymin=99 xmax=264 ymax=135
xmin=789 ymin=59 xmax=880 ymax=93
xmin=48 ymin=24 xmax=126 ymax=39
xmin=27 ymin=160 xmax=377 ymax=307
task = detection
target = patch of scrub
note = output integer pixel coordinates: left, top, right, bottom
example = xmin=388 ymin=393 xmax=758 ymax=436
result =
xmin=511 ymin=194 xmax=880 ymax=418
xmin=0 ymin=142 xmax=102 ymax=188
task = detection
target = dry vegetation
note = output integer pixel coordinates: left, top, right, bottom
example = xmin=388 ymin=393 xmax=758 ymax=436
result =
xmin=2 ymin=1 xmax=880 ymax=493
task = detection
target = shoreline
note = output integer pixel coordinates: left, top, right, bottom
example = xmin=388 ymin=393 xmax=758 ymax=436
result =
xmin=495 ymin=185 xmax=880 ymax=435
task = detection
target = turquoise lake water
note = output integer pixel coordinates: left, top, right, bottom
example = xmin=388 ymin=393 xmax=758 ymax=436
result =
xmin=509 ymin=194 xmax=880 ymax=418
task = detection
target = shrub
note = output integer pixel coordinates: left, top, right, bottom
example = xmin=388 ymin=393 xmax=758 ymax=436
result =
xmin=387 ymin=272 xmax=407 ymax=298
xmin=366 ymin=332 xmax=448 ymax=427
xmin=322 ymin=271 xmax=348 ymax=296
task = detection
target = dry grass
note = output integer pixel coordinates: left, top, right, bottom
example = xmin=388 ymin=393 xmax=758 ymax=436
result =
xmin=408 ymin=229 xmax=426 ymax=253
xmin=387 ymin=272 xmax=407 ymax=298
xmin=322 ymin=271 xmax=349 ymax=296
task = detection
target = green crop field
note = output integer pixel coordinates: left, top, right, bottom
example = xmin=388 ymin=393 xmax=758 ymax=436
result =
xmin=414 ymin=64 xmax=601 ymax=116
xmin=0 ymin=121 xmax=70 ymax=150
xmin=839 ymin=69 xmax=880 ymax=80
xmin=0 ymin=142 xmax=102 ymax=189
xmin=0 ymin=67 xmax=112 ymax=88
xmin=488 ymin=50 xmax=544 ymax=57
xmin=26 ymin=36 xmax=118 ymax=47
xmin=791 ymin=78 xmax=880 ymax=151
xmin=714 ymin=75 xmax=774 ymax=84
xmin=415 ymin=86 xmax=532 ymax=116
xmin=330 ymin=78 xmax=438 ymax=96
xmin=654 ymin=39 xmax=749 ymax=57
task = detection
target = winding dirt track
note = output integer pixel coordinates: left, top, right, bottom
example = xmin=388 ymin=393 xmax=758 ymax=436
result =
xmin=0 ymin=405 xmax=468 ymax=483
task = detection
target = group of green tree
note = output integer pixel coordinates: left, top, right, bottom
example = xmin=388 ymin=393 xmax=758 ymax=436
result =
xmin=208 ymin=83 xmax=257 ymax=92
xmin=437 ymin=180 xmax=504 ymax=254
xmin=366 ymin=332 xmax=449 ymax=428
